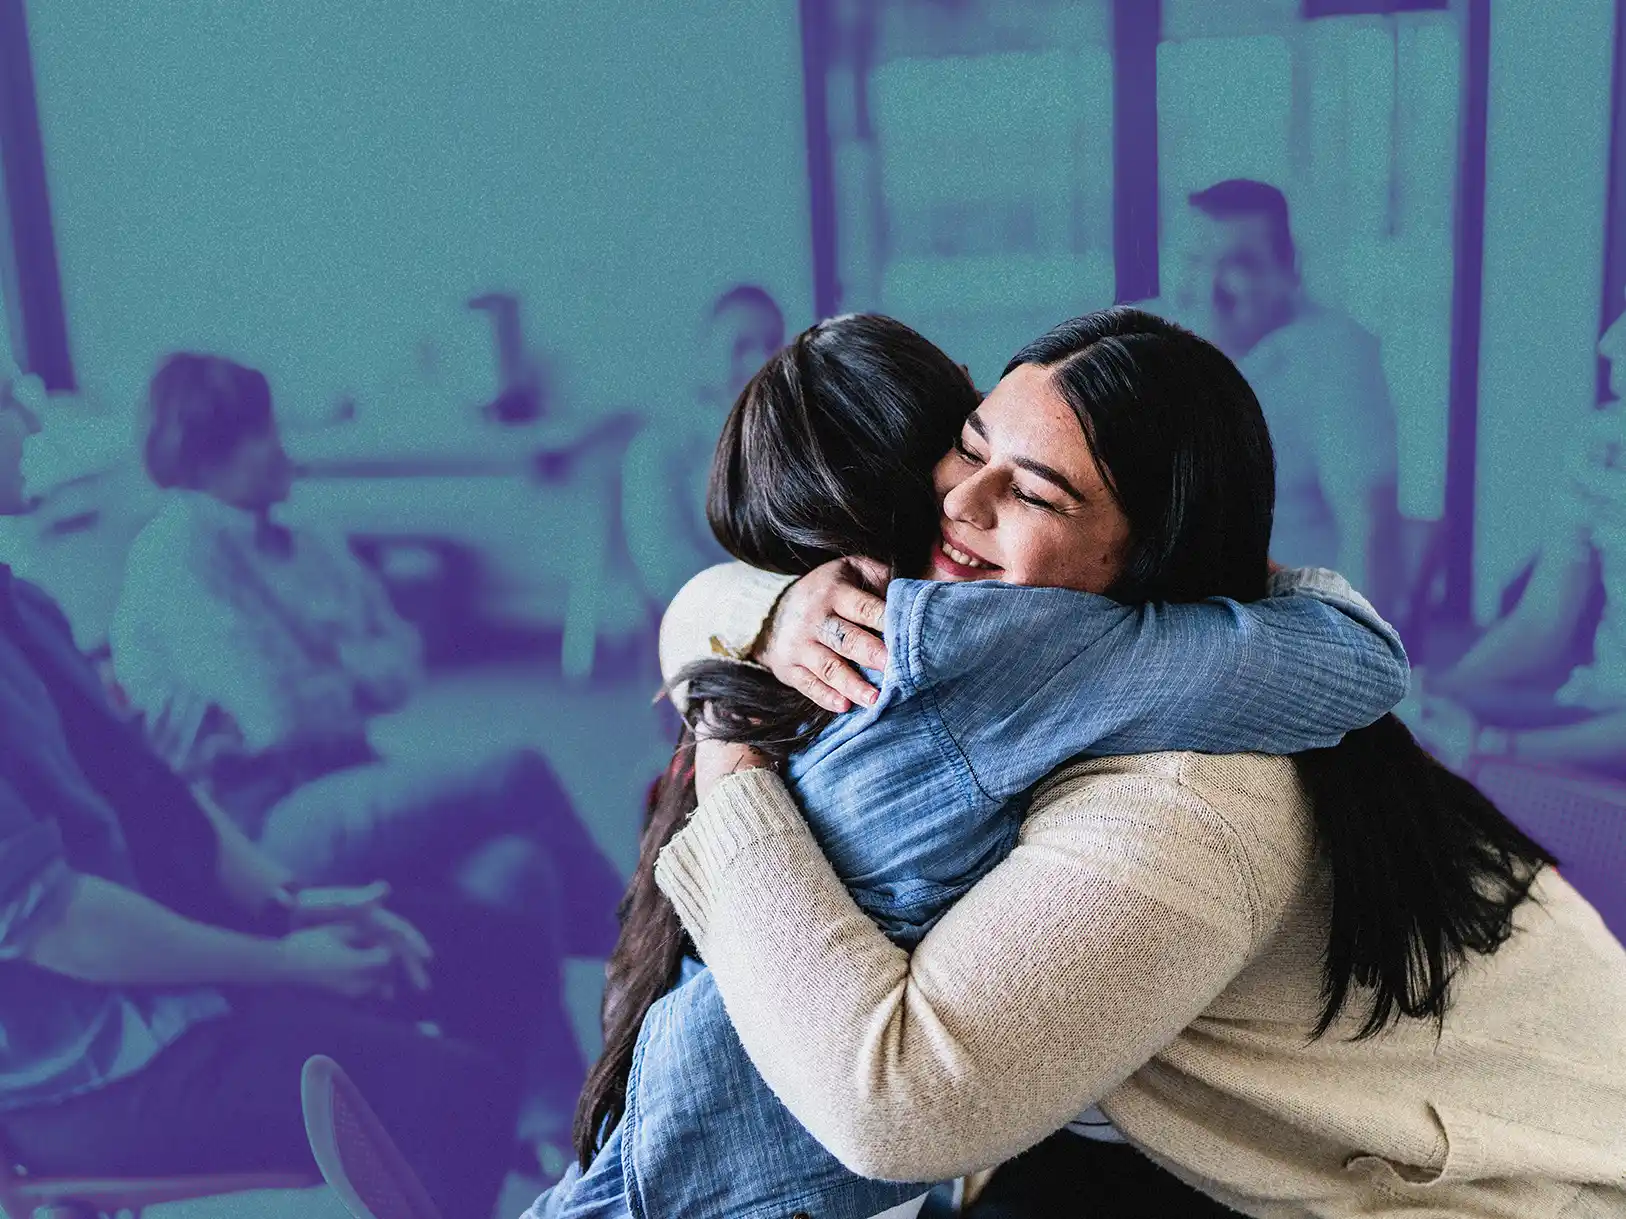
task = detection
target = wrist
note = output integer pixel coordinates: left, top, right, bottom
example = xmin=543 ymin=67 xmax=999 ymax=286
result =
xmin=229 ymin=930 xmax=299 ymax=987
xmin=747 ymin=579 xmax=798 ymax=663
xmin=263 ymin=932 xmax=307 ymax=985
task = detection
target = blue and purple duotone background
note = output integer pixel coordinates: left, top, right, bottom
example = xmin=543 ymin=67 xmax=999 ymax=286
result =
xmin=0 ymin=3 xmax=1621 ymax=1215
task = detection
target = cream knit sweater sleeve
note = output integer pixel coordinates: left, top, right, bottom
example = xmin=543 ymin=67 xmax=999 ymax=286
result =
xmin=657 ymin=562 xmax=796 ymax=711
xmin=654 ymin=758 xmax=1266 ymax=1182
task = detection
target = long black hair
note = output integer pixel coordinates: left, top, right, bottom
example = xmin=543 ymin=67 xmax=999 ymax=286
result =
xmin=573 ymin=314 xmax=978 ymax=1167
xmin=1008 ymin=306 xmax=1555 ymax=1038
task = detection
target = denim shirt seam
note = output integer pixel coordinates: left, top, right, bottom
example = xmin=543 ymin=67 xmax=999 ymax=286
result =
xmin=623 ymin=1005 xmax=652 ymax=1219
xmin=903 ymin=581 xmax=999 ymax=807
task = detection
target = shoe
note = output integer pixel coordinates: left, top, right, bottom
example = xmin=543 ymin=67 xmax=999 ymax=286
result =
xmin=301 ymin=1054 xmax=443 ymax=1219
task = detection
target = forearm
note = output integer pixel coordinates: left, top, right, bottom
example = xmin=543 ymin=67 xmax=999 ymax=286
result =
xmin=1443 ymin=618 xmax=1563 ymax=691
xmin=26 ymin=873 xmax=290 ymax=987
xmin=655 ymin=765 xmax=1250 ymax=1181
xmin=1149 ymin=579 xmax=1407 ymax=752
xmin=197 ymin=788 xmax=293 ymax=915
xmin=938 ymin=569 xmax=1409 ymax=787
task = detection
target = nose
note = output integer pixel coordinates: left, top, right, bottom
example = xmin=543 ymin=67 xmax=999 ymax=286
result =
xmin=942 ymin=465 xmax=997 ymax=531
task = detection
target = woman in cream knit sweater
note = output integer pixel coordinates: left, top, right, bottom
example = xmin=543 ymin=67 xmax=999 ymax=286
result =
xmin=654 ymin=312 xmax=1626 ymax=1217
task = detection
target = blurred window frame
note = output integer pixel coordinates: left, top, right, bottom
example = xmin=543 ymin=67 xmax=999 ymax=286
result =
xmin=0 ymin=0 xmax=73 ymax=391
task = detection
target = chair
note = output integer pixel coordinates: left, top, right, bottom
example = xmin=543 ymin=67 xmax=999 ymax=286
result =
xmin=1471 ymin=758 xmax=1626 ymax=940
xmin=300 ymin=1056 xmax=443 ymax=1219
xmin=0 ymin=1161 xmax=317 ymax=1219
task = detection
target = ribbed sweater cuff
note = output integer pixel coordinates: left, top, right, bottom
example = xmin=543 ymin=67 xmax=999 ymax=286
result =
xmin=710 ymin=567 xmax=799 ymax=660
xmin=654 ymin=766 xmax=804 ymax=944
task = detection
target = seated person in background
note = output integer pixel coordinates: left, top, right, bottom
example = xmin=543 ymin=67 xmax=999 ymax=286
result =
xmin=0 ymin=381 xmax=534 ymax=1218
xmin=1164 ymin=179 xmax=1402 ymax=613
xmin=1418 ymin=304 xmax=1626 ymax=778
xmin=621 ymin=283 xmax=785 ymax=608
xmin=109 ymin=352 xmax=622 ymax=1163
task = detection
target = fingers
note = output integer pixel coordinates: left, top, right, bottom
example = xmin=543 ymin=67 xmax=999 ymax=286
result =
xmin=781 ymin=661 xmax=851 ymax=715
xmin=375 ymin=909 xmax=434 ymax=963
xmin=367 ymin=909 xmax=434 ymax=992
xmin=830 ymin=580 xmax=887 ymax=635
xmin=398 ymin=951 xmax=432 ymax=993
xmin=792 ymin=645 xmax=879 ymax=713
xmin=820 ymin=610 xmax=887 ymax=672
xmin=758 ymin=556 xmax=890 ymax=712
xmin=357 ymin=945 xmax=401 ymax=1001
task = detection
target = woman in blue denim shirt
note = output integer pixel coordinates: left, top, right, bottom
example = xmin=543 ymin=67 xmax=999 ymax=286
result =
xmin=531 ymin=314 xmax=1408 ymax=1219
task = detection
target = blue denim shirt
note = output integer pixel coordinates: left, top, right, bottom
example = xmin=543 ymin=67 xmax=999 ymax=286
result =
xmin=532 ymin=570 xmax=1407 ymax=1219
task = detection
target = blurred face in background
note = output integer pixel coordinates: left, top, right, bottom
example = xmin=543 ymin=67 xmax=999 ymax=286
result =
xmin=0 ymin=376 xmax=43 ymax=515
xmin=1174 ymin=210 xmax=1299 ymax=359
xmin=199 ymin=426 xmax=295 ymax=512
xmin=699 ymin=298 xmax=785 ymax=411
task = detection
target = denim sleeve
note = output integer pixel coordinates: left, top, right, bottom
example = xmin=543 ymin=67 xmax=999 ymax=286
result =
xmin=890 ymin=571 xmax=1409 ymax=803
xmin=0 ymin=777 xmax=77 ymax=961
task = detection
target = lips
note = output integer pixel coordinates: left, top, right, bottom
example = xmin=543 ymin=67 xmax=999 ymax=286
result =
xmin=934 ymin=530 xmax=999 ymax=577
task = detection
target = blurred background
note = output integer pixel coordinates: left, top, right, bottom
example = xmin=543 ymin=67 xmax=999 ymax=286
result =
xmin=0 ymin=1 xmax=1623 ymax=1212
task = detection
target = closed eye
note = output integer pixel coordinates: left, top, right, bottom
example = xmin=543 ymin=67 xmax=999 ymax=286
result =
xmin=1010 ymin=487 xmax=1058 ymax=510
xmin=953 ymin=436 xmax=986 ymax=465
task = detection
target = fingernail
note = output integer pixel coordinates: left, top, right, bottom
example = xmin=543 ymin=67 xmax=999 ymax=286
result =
xmin=864 ymin=689 xmax=878 ymax=706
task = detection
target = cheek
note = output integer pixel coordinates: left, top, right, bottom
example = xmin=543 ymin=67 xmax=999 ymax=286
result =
xmin=1017 ymin=519 xmax=1129 ymax=593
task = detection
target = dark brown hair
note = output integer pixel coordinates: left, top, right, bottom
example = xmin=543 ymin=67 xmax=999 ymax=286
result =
xmin=143 ymin=353 xmax=274 ymax=489
xmin=572 ymin=314 xmax=978 ymax=1167
xmin=1009 ymin=307 xmax=1555 ymax=1038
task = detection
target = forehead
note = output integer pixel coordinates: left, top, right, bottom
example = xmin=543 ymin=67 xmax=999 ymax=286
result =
xmin=978 ymin=365 xmax=1093 ymax=457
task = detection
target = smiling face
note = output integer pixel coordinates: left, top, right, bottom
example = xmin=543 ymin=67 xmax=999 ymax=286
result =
xmin=927 ymin=362 xmax=1131 ymax=592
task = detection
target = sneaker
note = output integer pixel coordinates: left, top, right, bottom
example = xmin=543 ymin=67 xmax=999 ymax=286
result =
xmin=301 ymin=1054 xmax=443 ymax=1219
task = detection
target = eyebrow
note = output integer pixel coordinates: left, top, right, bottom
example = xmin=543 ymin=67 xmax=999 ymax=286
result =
xmin=966 ymin=411 xmax=1087 ymax=502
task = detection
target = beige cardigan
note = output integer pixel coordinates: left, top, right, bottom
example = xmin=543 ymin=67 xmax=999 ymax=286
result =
xmin=654 ymin=563 xmax=1626 ymax=1218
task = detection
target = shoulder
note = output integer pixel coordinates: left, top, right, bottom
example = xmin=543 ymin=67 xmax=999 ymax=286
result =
xmin=1026 ymin=752 xmax=1315 ymax=940
xmin=129 ymin=492 xmax=233 ymax=564
xmin=1291 ymin=301 xmax=1380 ymax=350
xmin=888 ymin=579 xmax=1126 ymax=691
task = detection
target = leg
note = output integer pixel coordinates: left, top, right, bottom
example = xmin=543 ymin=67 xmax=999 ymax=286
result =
xmin=1500 ymin=709 xmax=1626 ymax=777
xmin=1452 ymin=682 xmax=1596 ymax=730
xmin=258 ymin=747 xmax=622 ymax=956
xmin=386 ymin=892 xmax=588 ymax=1154
xmin=0 ymin=994 xmax=518 ymax=1219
